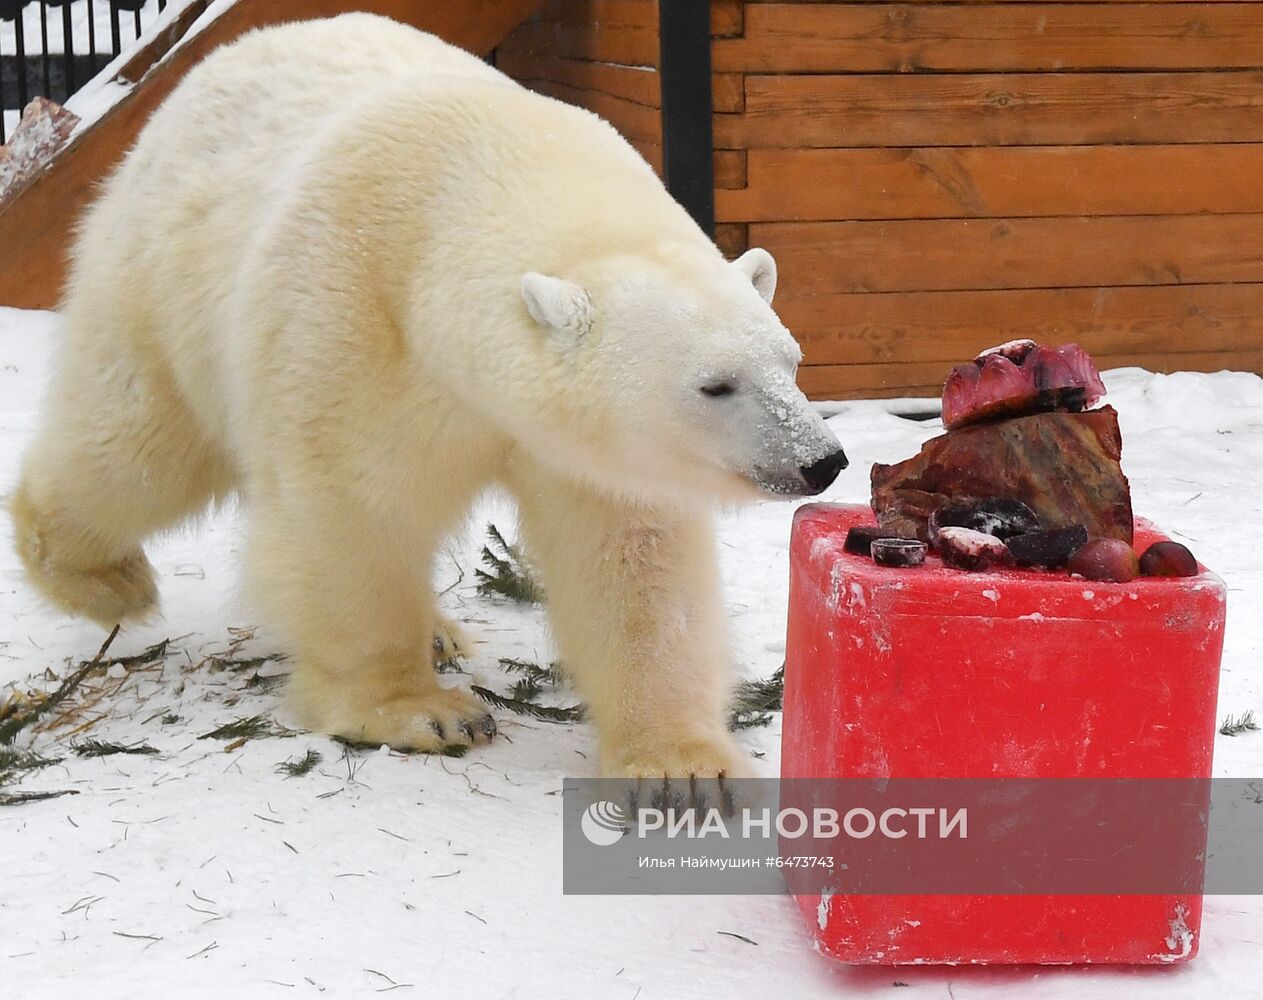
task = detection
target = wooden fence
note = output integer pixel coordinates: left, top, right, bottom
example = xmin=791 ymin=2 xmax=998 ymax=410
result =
xmin=3 ymin=0 xmax=1260 ymax=400
xmin=499 ymin=0 xmax=1263 ymax=399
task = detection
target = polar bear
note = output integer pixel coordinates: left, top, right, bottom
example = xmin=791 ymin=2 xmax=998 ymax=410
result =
xmin=11 ymin=15 xmax=847 ymax=781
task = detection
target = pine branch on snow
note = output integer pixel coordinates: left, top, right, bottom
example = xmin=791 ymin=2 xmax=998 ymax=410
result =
xmin=726 ymin=665 xmax=784 ymax=732
xmin=72 ymin=739 xmax=159 ymax=758
xmin=198 ymin=714 xmax=275 ymax=742
xmin=471 ymin=684 xmax=585 ymax=723
xmin=0 ymin=747 xmax=63 ymax=786
xmin=277 ymin=748 xmax=323 ymax=777
xmin=475 ymin=524 xmax=545 ymax=605
xmin=1220 ymin=710 xmax=1260 ymax=737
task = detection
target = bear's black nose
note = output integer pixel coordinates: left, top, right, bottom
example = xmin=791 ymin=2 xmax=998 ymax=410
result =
xmin=800 ymin=448 xmax=850 ymax=494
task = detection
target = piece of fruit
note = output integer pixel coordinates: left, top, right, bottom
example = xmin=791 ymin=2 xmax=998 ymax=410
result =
xmin=1139 ymin=541 xmax=1199 ymax=578
xmin=1068 ymin=538 xmax=1139 ymax=583
xmin=941 ymin=342 xmax=1107 ymax=431
xmin=844 ymin=526 xmax=904 ymax=557
xmin=1006 ymin=526 xmax=1089 ymax=569
xmin=929 ymin=497 xmax=1040 ymax=541
xmin=870 ymin=538 xmax=928 ymax=568
xmin=936 ymin=527 xmax=1011 ymax=572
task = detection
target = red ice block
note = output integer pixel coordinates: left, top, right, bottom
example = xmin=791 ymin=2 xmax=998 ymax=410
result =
xmin=782 ymin=503 xmax=1227 ymax=965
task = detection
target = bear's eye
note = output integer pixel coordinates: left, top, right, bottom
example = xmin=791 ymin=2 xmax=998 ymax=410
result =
xmin=700 ymin=381 xmax=737 ymax=399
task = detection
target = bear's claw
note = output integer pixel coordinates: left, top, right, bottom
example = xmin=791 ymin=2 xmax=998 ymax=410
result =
xmin=431 ymin=616 xmax=472 ymax=664
xmin=450 ymin=713 xmax=497 ymax=743
xmin=626 ymin=774 xmax=737 ymax=817
xmin=610 ymin=737 xmax=748 ymax=814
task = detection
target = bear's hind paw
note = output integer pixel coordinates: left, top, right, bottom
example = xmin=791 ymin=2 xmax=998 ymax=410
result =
xmin=322 ymin=687 xmax=497 ymax=754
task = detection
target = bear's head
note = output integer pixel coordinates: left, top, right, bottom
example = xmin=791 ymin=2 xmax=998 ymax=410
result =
xmin=518 ymin=245 xmax=848 ymax=507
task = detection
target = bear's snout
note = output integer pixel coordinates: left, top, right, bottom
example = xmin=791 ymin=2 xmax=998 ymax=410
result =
xmin=799 ymin=448 xmax=849 ymax=495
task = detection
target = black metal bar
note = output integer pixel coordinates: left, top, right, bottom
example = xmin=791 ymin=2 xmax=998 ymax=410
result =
xmin=14 ymin=3 xmax=29 ymax=109
xmin=109 ymin=1 xmax=121 ymax=63
xmin=132 ymin=5 xmax=141 ymax=39
xmin=40 ymin=2 xmax=51 ymax=97
xmin=61 ymin=0 xmax=75 ymax=98
xmin=88 ymin=0 xmax=98 ymax=75
xmin=0 ymin=70 xmax=5 ymax=145
xmin=657 ymin=0 xmax=715 ymax=239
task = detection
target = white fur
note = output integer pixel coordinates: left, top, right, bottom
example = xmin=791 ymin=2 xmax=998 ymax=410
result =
xmin=732 ymin=247 xmax=777 ymax=304
xmin=11 ymin=15 xmax=843 ymax=779
xmin=520 ymin=272 xmax=593 ymax=338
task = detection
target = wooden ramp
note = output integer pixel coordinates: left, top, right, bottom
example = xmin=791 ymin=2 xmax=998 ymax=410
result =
xmin=0 ymin=0 xmax=542 ymax=310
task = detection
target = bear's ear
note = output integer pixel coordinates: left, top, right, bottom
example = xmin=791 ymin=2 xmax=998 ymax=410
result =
xmin=732 ymin=247 xmax=777 ymax=304
xmin=520 ymin=272 xmax=593 ymax=342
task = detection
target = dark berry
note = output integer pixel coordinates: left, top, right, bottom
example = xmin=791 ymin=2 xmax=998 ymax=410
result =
xmin=1139 ymin=541 xmax=1199 ymax=578
xmin=1068 ymin=538 xmax=1140 ymax=583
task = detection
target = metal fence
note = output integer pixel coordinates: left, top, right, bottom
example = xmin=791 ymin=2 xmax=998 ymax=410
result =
xmin=1 ymin=0 xmax=167 ymax=142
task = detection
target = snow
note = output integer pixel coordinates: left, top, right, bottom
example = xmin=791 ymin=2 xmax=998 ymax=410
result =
xmin=0 ymin=305 xmax=1260 ymax=998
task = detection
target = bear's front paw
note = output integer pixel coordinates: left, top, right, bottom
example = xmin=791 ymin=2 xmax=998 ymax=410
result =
xmin=607 ymin=736 xmax=750 ymax=813
xmin=325 ymin=687 xmax=497 ymax=755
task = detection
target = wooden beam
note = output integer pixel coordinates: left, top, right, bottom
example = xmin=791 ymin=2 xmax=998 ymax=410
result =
xmin=754 ymin=215 xmax=1263 ymax=295
xmin=718 ymin=144 xmax=1263 ymax=223
xmin=777 ymin=284 xmax=1263 ymax=367
xmin=798 ymin=350 xmax=1263 ymax=401
xmin=713 ymin=4 xmax=1263 ymax=74
xmin=717 ymin=72 xmax=1263 ymax=150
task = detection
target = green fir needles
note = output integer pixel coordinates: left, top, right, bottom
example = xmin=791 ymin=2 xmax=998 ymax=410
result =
xmin=0 ymin=747 xmax=63 ymax=786
xmin=277 ymin=748 xmax=322 ymax=778
xmin=471 ymin=657 xmax=580 ymax=722
xmin=471 ymin=684 xmax=585 ymax=723
xmin=72 ymin=739 xmax=159 ymax=758
xmin=198 ymin=714 xmax=275 ymax=742
xmin=1 ymin=789 xmax=79 ymax=806
xmin=727 ymin=665 xmax=785 ymax=731
xmin=475 ymin=524 xmax=544 ymax=605
xmin=0 ymin=626 xmax=121 ymax=745
xmin=469 ymin=658 xmax=786 ymax=731
xmin=498 ymin=657 xmax=565 ymax=702
xmin=1220 ymin=710 xmax=1260 ymax=737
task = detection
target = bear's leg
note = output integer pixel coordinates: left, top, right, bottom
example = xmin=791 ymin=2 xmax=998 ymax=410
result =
xmin=511 ymin=467 xmax=746 ymax=786
xmin=250 ymin=496 xmax=495 ymax=752
xmin=12 ymin=345 xmax=234 ymax=626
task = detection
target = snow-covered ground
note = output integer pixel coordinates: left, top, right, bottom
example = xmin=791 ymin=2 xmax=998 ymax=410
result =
xmin=0 ymin=304 xmax=1259 ymax=999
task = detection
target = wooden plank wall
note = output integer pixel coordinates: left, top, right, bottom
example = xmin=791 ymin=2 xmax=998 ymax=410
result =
xmin=712 ymin=0 xmax=1263 ymax=398
xmin=497 ymin=0 xmax=665 ymax=172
